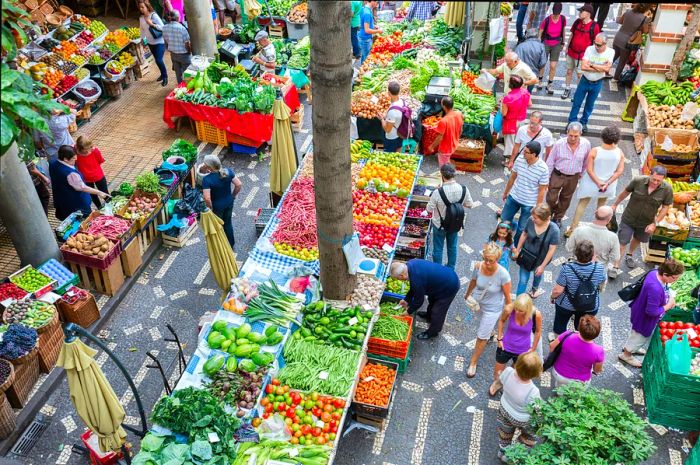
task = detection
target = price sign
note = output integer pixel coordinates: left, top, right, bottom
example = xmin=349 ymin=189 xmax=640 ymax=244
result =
xmin=208 ymin=432 xmax=220 ymax=443
xmin=363 ymin=376 xmax=375 ymax=382
xmin=348 ymin=317 xmax=358 ymax=326
xmin=318 ymin=371 xmax=329 ymax=380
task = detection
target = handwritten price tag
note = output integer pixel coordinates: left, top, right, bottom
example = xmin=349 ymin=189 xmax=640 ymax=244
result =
xmin=318 ymin=371 xmax=329 ymax=380
xmin=208 ymin=432 xmax=220 ymax=443
xmin=348 ymin=317 xmax=358 ymax=326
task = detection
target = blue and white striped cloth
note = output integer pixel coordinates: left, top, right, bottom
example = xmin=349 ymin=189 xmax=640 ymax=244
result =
xmin=510 ymin=155 xmax=550 ymax=206
xmin=554 ymin=261 xmax=607 ymax=311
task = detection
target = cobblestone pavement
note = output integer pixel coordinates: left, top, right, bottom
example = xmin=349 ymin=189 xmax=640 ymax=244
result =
xmin=5 ymin=6 xmax=695 ymax=465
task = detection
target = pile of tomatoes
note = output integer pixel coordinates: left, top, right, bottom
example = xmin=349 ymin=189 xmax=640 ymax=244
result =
xmin=256 ymin=379 xmax=346 ymax=447
xmin=352 ymin=191 xmax=408 ymax=228
xmin=658 ymin=320 xmax=700 ymax=347
xmin=354 ymin=222 xmax=399 ymax=248
xmin=371 ymin=32 xmax=415 ymax=54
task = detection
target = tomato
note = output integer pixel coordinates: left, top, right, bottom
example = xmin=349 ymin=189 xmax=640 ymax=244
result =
xmin=659 ymin=321 xmax=668 ymax=328
xmin=262 ymin=412 xmax=270 ymax=419
xmin=312 ymin=427 xmax=322 ymax=437
xmin=301 ymin=425 xmax=311 ymax=435
xmin=276 ymin=386 xmax=286 ymax=396
xmin=330 ymin=424 xmax=338 ymax=433
xmin=321 ymin=412 xmax=332 ymax=423
xmin=260 ymin=397 xmax=270 ymax=406
xmin=331 ymin=412 xmax=341 ymax=421
xmin=330 ymin=420 xmax=337 ymax=429
xmin=312 ymin=406 xmax=322 ymax=418
xmin=271 ymin=378 xmax=281 ymax=386
xmin=265 ymin=404 xmax=274 ymax=413
xmin=316 ymin=436 xmax=327 ymax=445
xmin=286 ymin=408 xmax=296 ymax=418
xmin=324 ymin=404 xmax=334 ymax=413
xmin=277 ymin=403 xmax=287 ymax=412
xmin=290 ymin=437 xmax=299 ymax=445
xmin=322 ymin=423 xmax=330 ymax=433
xmin=265 ymin=385 xmax=275 ymax=394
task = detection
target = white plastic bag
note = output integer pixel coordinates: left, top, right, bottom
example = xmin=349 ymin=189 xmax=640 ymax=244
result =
xmin=489 ymin=17 xmax=504 ymax=45
xmin=342 ymin=233 xmax=364 ymax=274
xmin=475 ymin=70 xmax=496 ymax=92
xmin=258 ymin=415 xmax=292 ymax=441
xmin=680 ymin=101 xmax=699 ymax=122
xmin=661 ymin=135 xmax=674 ymax=152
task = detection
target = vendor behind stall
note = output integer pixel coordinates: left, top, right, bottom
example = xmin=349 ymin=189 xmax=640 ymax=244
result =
xmin=252 ymin=31 xmax=276 ymax=74
xmin=49 ymin=145 xmax=109 ymax=221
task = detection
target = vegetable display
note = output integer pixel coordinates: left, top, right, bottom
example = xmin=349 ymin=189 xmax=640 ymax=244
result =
xmin=670 ymin=270 xmax=699 ymax=311
xmin=0 ymin=324 xmax=38 ymax=360
xmin=370 ymin=314 xmax=409 ymax=341
xmin=271 ymin=176 xmax=319 ymax=260
xmin=10 ymin=268 xmax=52 ymax=292
xmin=354 ymin=363 xmax=396 ymax=407
xmin=287 ymin=2 xmax=308 ymax=23
xmin=288 ymin=37 xmax=310 ymax=69
xmin=647 ymin=105 xmax=696 ymax=130
xmin=133 ymin=434 xmax=218 ymax=465
xmin=236 ymin=442 xmax=331 ymax=465
xmin=658 ymin=320 xmax=700 ymax=347
xmin=244 ymin=280 xmax=302 ymax=326
xmin=641 ymin=80 xmax=695 ymax=106
xmin=379 ymin=301 xmax=405 ymax=316
xmin=386 ymin=277 xmax=409 ymax=295
xmin=296 ymin=302 xmax=373 ymax=350
xmin=162 ymin=138 xmax=198 ymax=164
xmin=121 ymin=195 xmax=159 ymax=222
xmin=4 ymin=300 xmax=55 ymax=328
xmin=63 ymin=233 xmax=115 ymax=259
xmin=670 ymin=247 xmax=700 ymax=268
xmin=84 ymin=215 xmax=132 ymax=242
xmin=350 ymin=275 xmax=385 ymax=308
xmin=690 ymin=201 xmax=700 ymax=228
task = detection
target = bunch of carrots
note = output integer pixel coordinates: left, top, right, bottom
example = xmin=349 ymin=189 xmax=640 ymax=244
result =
xmin=354 ymin=363 xmax=396 ymax=407
xmin=461 ymin=71 xmax=492 ymax=95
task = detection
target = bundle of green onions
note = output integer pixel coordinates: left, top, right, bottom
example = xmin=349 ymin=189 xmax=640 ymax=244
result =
xmin=244 ymin=280 xmax=301 ymax=326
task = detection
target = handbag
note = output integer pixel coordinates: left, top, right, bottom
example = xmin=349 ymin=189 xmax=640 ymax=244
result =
xmin=516 ymin=224 xmax=551 ymax=272
xmin=618 ymin=270 xmax=652 ymax=302
xmin=625 ymin=16 xmax=648 ymax=50
xmin=543 ymin=331 xmax=574 ymax=371
xmin=606 ymin=213 xmax=619 ymax=233
xmin=149 ymin=13 xmax=163 ymax=39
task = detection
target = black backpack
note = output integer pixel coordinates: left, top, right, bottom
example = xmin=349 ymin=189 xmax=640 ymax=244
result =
xmin=437 ymin=186 xmax=466 ymax=233
xmin=564 ymin=263 xmax=599 ymax=312
xmin=568 ymin=18 xmax=596 ymax=54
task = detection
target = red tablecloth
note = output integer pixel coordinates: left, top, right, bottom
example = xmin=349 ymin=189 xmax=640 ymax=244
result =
xmin=163 ymin=83 xmax=301 ymax=146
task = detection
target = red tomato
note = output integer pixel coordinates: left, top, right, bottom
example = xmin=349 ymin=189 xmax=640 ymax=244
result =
xmin=321 ymin=412 xmax=332 ymax=423
xmin=271 ymin=378 xmax=281 ymax=386
xmin=333 ymin=398 xmax=345 ymax=409
xmin=324 ymin=404 xmax=334 ymax=413
xmin=277 ymin=403 xmax=287 ymax=412
xmin=322 ymin=423 xmax=330 ymax=433
xmin=312 ymin=427 xmax=322 ymax=437
xmin=263 ymin=412 xmax=270 ymax=419
xmin=301 ymin=425 xmax=311 ymax=435
xmin=331 ymin=412 xmax=341 ymax=421
xmin=265 ymin=404 xmax=273 ymax=413
xmin=265 ymin=385 xmax=275 ymax=394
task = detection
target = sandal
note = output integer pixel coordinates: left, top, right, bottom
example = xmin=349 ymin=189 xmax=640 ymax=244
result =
xmin=618 ymin=353 xmax=642 ymax=368
xmin=488 ymin=381 xmax=502 ymax=397
xmin=634 ymin=348 xmax=647 ymax=356
xmin=466 ymin=364 xmax=477 ymax=378
xmin=530 ymin=288 xmax=545 ymax=299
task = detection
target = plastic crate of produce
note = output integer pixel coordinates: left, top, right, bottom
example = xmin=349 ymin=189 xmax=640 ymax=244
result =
xmin=653 ymin=131 xmax=699 ymax=161
xmin=368 ymin=315 xmax=413 ymax=359
xmin=60 ymin=240 xmax=123 ymax=271
xmin=8 ymin=265 xmax=56 ymax=298
xmin=195 ymin=120 xmax=228 ymax=146
xmin=352 ymin=357 xmax=398 ymax=419
xmin=38 ymin=259 xmax=79 ymax=295
xmin=369 ymin=340 xmax=413 ymax=374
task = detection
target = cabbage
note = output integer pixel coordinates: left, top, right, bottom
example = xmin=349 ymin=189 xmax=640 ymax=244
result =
xmin=141 ymin=433 xmax=166 ymax=452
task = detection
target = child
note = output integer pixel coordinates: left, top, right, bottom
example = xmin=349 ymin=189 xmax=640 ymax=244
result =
xmin=75 ymin=136 xmax=109 ymax=208
xmin=496 ymin=350 xmax=542 ymax=462
xmin=488 ymin=221 xmax=515 ymax=270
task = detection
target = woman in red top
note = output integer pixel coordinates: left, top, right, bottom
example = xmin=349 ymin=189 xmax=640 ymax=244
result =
xmin=75 ymin=136 xmax=109 ymax=208
xmin=501 ymin=76 xmax=531 ymax=166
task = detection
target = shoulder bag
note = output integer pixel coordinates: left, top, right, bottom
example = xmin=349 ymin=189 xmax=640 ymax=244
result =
xmin=543 ymin=331 xmax=574 ymax=371
xmin=626 ymin=15 xmax=649 ymax=50
xmin=149 ymin=13 xmax=163 ymax=39
xmin=516 ymin=223 xmax=551 ymax=271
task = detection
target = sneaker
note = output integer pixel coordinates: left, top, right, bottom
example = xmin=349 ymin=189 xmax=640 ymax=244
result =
xmin=608 ymin=267 xmax=622 ymax=279
xmin=548 ymin=332 xmax=558 ymax=342
xmin=561 ymin=88 xmax=571 ymax=99
xmin=581 ymin=124 xmax=588 ymax=134
xmin=497 ymin=450 xmax=509 ymax=463
xmin=625 ymin=254 xmax=636 ymax=268
xmin=546 ymin=82 xmax=554 ymax=94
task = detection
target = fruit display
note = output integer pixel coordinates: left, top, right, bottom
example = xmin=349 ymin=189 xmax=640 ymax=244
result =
xmin=54 ymin=74 xmax=79 ymax=95
xmin=55 ymin=95 xmax=82 ymax=110
xmin=271 ymin=176 xmax=319 ymax=260
xmin=406 ymin=206 xmax=431 ymax=218
xmin=75 ymin=83 xmax=99 ymax=98
xmin=296 ymin=302 xmax=372 ymax=350
xmin=88 ymin=20 xmax=108 ymax=37
xmin=63 ymin=233 xmax=116 ymax=259
xmin=385 ymin=276 xmax=410 ymax=295
xmin=0 ymin=283 xmax=28 ymax=302
xmin=670 ymin=247 xmax=700 ymax=267
xmin=73 ymin=30 xmax=95 ymax=49
xmin=647 ymin=105 xmax=695 ymax=130
xmin=354 ymin=222 xmax=399 ymax=248
xmin=29 ymin=62 xmax=48 ymax=81
xmin=88 ymin=50 xmax=109 ymax=64
xmin=351 ymin=139 xmax=372 ymax=162
xmin=73 ymin=67 xmax=89 ymax=82
xmin=72 ymin=14 xmax=91 ymax=27
xmin=641 ymin=80 xmax=695 ymax=106
xmin=672 ymin=181 xmax=700 ymax=193
xmin=286 ymin=1 xmax=308 ymax=23
xmin=689 ymin=201 xmax=700 ymax=227
xmin=120 ymin=194 xmax=159 ymax=221
xmin=52 ymin=22 xmax=84 ymax=41
xmin=105 ymin=60 xmax=125 ymax=76
xmin=659 ymin=206 xmax=690 ymax=230
xmin=0 ymin=324 xmax=37 ymax=360
xmin=362 ymin=246 xmax=390 ymax=264
xmin=4 ymin=300 xmax=55 ymax=328
xmin=38 ymin=37 xmax=59 ymax=52
xmin=658 ymin=320 xmax=700 ymax=348
xmin=368 ymin=150 xmax=419 ymax=172
xmin=70 ymin=54 xmax=86 ymax=67
xmin=124 ymin=27 xmax=140 ymax=40
xmin=11 ymin=268 xmax=54 ymax=293
xmin=352 ymin=191 xmax=408 ymax=228
xmin=104 ymin=30 xmax=129 ymax=49
xmin=117 ymin=51 xmax=135 ymax=67
xmin=55 ymin=40 xmax=78 ymax=60
xmin=38 ymin=259 xmax=77 ymax=290
xmin=356 ymin=162 xmax=414 ymax=193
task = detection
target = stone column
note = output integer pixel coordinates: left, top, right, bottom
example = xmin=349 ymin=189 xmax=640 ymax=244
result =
xmin=0 ymin=144 xmax=60 ymax=266
xmin=184 ymin=0 xmax=218 ymax=57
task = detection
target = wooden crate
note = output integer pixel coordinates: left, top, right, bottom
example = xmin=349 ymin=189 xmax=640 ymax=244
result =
xmin=354 ymin=412 xmax=385 ymax=429
xmin=453 ymin=138 xmax=486 ymax=161
xmin=290 ymin=105 xmax=304 ymax=132
xmin=268 ymin=24 xmax=286 ymax=38
xmin=68 ymin=259 xmax=125 ymax=296
xmin=641 ymin=242 xmax=666 ymax=264
xmin=453 ymin=158 xmax=484 ymax=173
xmin=120 ymin=239 xmax=142 ymax=277
xmin=137 ymin=220 xmax=160 ymax=256
xmin=162 ymin=220 xmax=198 ymax=248
xmin=299 ymin=84 xmax=312 ymax=104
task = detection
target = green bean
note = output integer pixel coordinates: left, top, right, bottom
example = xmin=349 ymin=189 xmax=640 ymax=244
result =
xmin=379 ymin=302 xmax=405 ymax=316
xmin=371 ymin=315 xmax=409 ymax=341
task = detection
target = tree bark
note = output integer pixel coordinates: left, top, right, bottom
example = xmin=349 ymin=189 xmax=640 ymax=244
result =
xmin=184 ymin=0 xmax=218 ymax=57
xmin=0 ymin=144 xmax=60 ymax=267
xmin=666 ymin=3 xmax=700 ymax=82
xmin=309 ymin=1 xmax=356 ymax=300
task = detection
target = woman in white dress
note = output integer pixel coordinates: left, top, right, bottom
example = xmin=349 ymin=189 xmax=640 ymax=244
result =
xmin=566 ymin=126 xmax=625 ymax=237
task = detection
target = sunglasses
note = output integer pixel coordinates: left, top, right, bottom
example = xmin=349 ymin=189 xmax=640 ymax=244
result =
xmin=594 ymin=42 xmax=605 ymax=47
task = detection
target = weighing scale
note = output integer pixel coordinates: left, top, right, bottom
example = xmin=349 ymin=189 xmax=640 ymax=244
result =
xmin=357 ymin=257 xmax=385 ymax=279
xmin=219 ymin=40 xmax=254 ymax=66
xmin=424 ymin=76 xmax=452 ymax=105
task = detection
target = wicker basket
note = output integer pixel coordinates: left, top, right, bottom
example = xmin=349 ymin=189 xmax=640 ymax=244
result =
xmin=5 ymin=345 xmax=40 ymax=409
xmin=56 ymin=292 xmax=100 ymax=327
xmin=0 ymin=360 xmax=15 ymax=395
xmin=103 ymin=77 xmax=124 ymax=98
xmin=0 ymin=394 xmax=16 ymax=440
xmin=24 ymin=0 xmax=39 ymax=9
xmin=39 ymin=1 xmax=54 ymax=15
xmin=57 ymin=5 xmax=72 ymax=17
xmin=30 ymin=9 xmax=46 ymax=24
xmin=37 ymin=312 xmax=63 ymax=373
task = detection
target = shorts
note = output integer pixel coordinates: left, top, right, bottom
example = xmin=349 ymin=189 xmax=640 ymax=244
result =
xmin=552 ymin=368 xmax=590 ymax=388
xmin=544 ymin=43 xmax=562 ymax=61
xmin=496 ymin=347 xmax=521 ymax=365
xmin=623 ymin=329 xmax=652 ymax=353
xmin=617 ymin=221 xmax=651 ymax=245
xmin=476 ymin=310 xmax=501 ymax=340
xmin=566 ymin=55 xmax=581 ymax=72
xmin=214 ymin=0 xmax=236 ymax=11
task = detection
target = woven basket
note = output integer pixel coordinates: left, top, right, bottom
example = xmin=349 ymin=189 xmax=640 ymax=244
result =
xmin=6 ymin=345 xmax=40 ymax=409
xmin=39 ymin=1 xmax=53 ymax=15
xmin=57 ymin=293 xmax=100 ymax=327
xmin=30 ymin=9 xmax=46 ymax=24
xmin=3 ymin=304 xmax=58 ymax=334
xmin=0 ymin=360 xmax=15 ymax=395
xmin=25 ymin=0 xmax=38 ymax=9
xmin=0 ymin=394 xmax=16 ymax=440
xmin=37 ymin=313 xmax=63 ymax=373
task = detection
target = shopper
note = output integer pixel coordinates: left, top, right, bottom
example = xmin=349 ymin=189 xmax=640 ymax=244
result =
xmin=612 ymin=4 xmax=651 ymax=81
xmin=464 ymin=243 xmax=512 ymax=378
xmin=515 ymin=2 xmax=530 ymax=43
xmin=550 ymin=315 xmax=605 ymax=388
xmin=566 ymin=206 xmax=621 ymax=279
xmin=507 ymin=111 xmax=554 ymax=169
xmin=350 ymin=0 xmax=362 ymax=59
xmin=490 ymin=294 xmax=542 ymax=396
xmin=501 ymin=141 xmax=550 ymax=245
xmin=513 ymin=204 xmax=559 ymax=298
xmin=496 ymin=350 xmax=542 ymax=462
xmin=514 ymin=29 xmax=547 ymax=93
xmin=252 ymin=30 xmax=276 ymax=74
xmin=44 ymin=108 xmax=77 ymax=161
xmin=138 ymin=0 xmax=168 ymax=86
xmin=501 ymin=76 xmax=532 ymax=164
xmin=429 ymin=96 xmax=463 ymax=167
xmin=163 ymin=0 xmax=184 ymax=23
xmin=381 ymin=81 xmax=405 ymax=153
xmin=486 ymin=52 xmax=538 ymax=95
xmin=358 ymin=0 xmax=382 ymax=65
xmin=618 ymin=259 xmax=684 ymax=368
xmin=562 ymin=5 xmax=600 ymax=100
xmin=161 ymin=10 xmax=191 ymax=84
xmin=426 ymin=163 xmax=473 ymax=269
xmin=539 ymin=3 xmax=566 ymax=95
xmin=525 ymin=1 xmax=549 ymax=33
xmin=405 ymin=1 xmax=437 ymax=21
xmin=545 ymin=122 xmax=591 ymax=227
xmin=591 ymin=2 xmax=612 ymax=30
xmin=75 ymin=136 xmax=109 ymax=209
xmin=201 ymin=155 xmax=242 ymax=249
xmin=611 ymin=166 xmax=673 ymax=269
xmin=567 ymin=33 xmax=614 ymax=133
xmin=26 ymin=159 xmax=51 ymax=215
xmin=49 ymin=146 xmax=109 ymax=221
xmin=214 ymin=0 xmax=237 ymax=28
xmin=390 ymin=259 xmax=460 ymax=340
xmin=549 ymin=240 xmax=607 ymax=342
xmin=566 ymin=125 xmax=625 ymax=236
xmin=488 ymin=221 xmax=515 ymax=270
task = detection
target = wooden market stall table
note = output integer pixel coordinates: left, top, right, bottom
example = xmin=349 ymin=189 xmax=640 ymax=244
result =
xmin=163 ymin=82 xmax=301 ymax=146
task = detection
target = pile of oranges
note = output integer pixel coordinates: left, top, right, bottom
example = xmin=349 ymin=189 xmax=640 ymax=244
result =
xmin=55 ymin=40 xmax=78 ymax=60
xmin=357 ymin=162 xmax=414 ymax=192
xmin=41 ymin=68 xmax=64 ymax=92
xmin=104 ymin=30 xmax=129 ymax=49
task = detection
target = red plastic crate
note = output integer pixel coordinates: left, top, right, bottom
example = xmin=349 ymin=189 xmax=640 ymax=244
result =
xmin=368 ymin=315 xmax=413 ymax=359
xmin=81 ymin=430 xmax=120 ymax=465
xmin=421 ymin=124 xmax=440 ymax=155
xmin=60 ymin=240 xmax=123 ymax=270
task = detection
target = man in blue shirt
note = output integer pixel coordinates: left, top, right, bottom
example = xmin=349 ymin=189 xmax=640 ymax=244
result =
xmin=390 ymin=259 xmax=460 ymax=340
xmin=358 ymin=0 xmax=382 ymax=65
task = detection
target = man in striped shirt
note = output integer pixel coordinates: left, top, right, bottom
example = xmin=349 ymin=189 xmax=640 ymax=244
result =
xmin=501 ymin=140 xmax=550 ymax=244
xmin=545 ymin=122 xmax=591 ymax=228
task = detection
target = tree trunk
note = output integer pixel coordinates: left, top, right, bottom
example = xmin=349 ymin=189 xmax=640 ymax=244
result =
xmin=666 ymin=3 xmax=700 ymax=82
xmin=309 ymin=1 xmax=356 ymax=300
xmin=184 ymin=0 xmax=218 ymax=57
xmin=0 ymin=144 xmax=60 ymax=267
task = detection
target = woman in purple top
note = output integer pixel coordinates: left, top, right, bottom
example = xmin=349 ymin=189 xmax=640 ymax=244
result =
xmin=618 ymin=259 xmax=684 ymax=368
xmin=490 ymin=293 xmax=542 ymax=396
xmin=550 ymin=315 xmax=605 ymax=387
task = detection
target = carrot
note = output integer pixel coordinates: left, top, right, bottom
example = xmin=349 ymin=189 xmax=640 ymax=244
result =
xmin=354 ymin=363 xmax=396 ymax=407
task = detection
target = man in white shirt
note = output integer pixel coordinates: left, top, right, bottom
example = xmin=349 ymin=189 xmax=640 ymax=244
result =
xmin=252 ymin=31 xmax=277 ymax=74
xmin=567 ymin=33 xmax=614 ymax=134
xmin=486 ymin=52 xmax=539 ymax=95
xmin=506 ymin=111 xmax=554 ymax=168
xmin=381 ymin=81 xmax=404 ymax=153
xmin=566 ymin=205 xmax=621 ymax=280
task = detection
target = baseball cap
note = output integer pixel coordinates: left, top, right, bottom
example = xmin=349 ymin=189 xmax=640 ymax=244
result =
xmin=254 ymin=30 xmax=268 ymax=41
xmin=578 ymin=4 xmax=594 ymax=15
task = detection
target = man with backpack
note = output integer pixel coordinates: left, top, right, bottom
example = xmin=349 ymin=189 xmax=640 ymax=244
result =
xmin=562 ymin=4 xmax=600 ymax=100
xmin=381 ymin=81 xmax=414 ymax=153
xmin=426 ymin=163 xmax=473 ymax=269
xmin=429 ymin=96 xmax=463 ymax=167
xmin=548 ymin=240 xmax=607 ymax=342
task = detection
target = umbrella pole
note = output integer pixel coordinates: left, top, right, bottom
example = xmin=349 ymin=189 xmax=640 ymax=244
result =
xmin=63 ymin=323 xmax=149 ymax=439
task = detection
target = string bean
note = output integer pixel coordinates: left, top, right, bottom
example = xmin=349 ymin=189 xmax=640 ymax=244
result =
xmin=371 ymin=315 xmax=409 ymax=341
